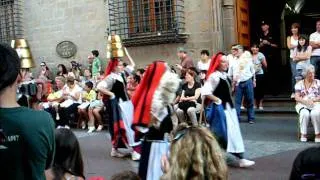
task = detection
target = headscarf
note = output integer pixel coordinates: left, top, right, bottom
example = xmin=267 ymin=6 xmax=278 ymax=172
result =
xmin=104 ymin=58 xmax=119 ymax=77
xmin=131 ymin=61 xmax=166 ymax=139
xmin=205 ymin=52 xmax=225 ymax=80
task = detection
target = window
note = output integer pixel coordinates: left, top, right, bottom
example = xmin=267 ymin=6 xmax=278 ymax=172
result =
xmin=108 ymin=0 xmax=187 ymax=46
xmin=0 ymin=0 xmax=23 ymax=44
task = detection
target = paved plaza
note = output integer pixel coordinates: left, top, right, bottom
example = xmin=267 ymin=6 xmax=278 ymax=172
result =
xmin=74 ymin=114 xmax=317 ymax=180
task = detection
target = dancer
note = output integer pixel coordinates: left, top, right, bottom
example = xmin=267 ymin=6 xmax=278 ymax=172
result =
xmin=131 ymin=61 xmax=181 ymax=180
xmin=97 ymin=58 xmax=140 ymax=160
xmin=201 ymin=52 xmax=255 ymax=168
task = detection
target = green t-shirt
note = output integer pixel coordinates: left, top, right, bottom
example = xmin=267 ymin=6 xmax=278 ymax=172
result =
xmin=0 ymin=107 xmax=55 ymax=180
xmin=92 ymin=57 xmax=101 ymax=76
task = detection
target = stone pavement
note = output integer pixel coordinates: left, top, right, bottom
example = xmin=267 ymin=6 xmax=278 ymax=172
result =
xmin=74 ymin=114 xmax=318 ymax=179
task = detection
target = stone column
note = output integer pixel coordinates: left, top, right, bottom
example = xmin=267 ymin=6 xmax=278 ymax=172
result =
xmin=222 ymin=0 xmax=236 ymax=51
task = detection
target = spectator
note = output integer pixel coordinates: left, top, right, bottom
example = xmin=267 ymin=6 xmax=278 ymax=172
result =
xmin=127 ymin=74 xmax=141 ymax=99
xmin=87 ymin=92 xmax=104 ymax=132
xmin=309 ymin=19 xmax=320 ymax=79
xmin=45 ymin=128 xmax=85 ymax=180
xmin=91 ymin=50 xmax=102 ymax=82
xmin=36 ymin=61 xmax=54 ymax=102
xmin=68 ymin=61 xmax=82 ymax=81
xmin=136 ymin=68 xmax=145 ymax=79
xmin=176 ymin=47 xmax=194 ymax=79
xmin=228 ymin=45 xmax=255 ymax=123
xmin=111 ymin=171 xmax=140 ymax=180
xmin=123 ymin=47 xmax=136 ymax=75
xmin=59 ymin=76 xmax=82 ymax=129
xmin=251 ymin=44 xmax=267 ymax=110
xmin=0 ymin=43 xmax=55 ymax=179
xmin=289 ymin=147 xmax=320 ymax=180
xmin=258 ymin=20 xmax=279 ymax=95
xmin=78 ymin=81 xmax=97 ymax=131
xmin=38 ymin=61 xmax=54 ymax=81
xmin=287 ymin=23 xmax=300 ymax=98
xmin=294 ymin=64 xmax=320 ymax=142
xmin=293 ymin=34 xmax=312 ymax=81
xmin=160 ymin=124 xmax=227 ymax=180
xmin=197 ymin=49 xmax=211 ymax=71
xmin=175 ymin=69 xmax=201 ymax=125
xmin=57 ymin=64 xmax=68 ymax=78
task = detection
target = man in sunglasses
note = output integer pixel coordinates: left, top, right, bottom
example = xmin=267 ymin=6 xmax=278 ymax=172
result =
xmin=0 ymin=44 xmax=55 ymax=179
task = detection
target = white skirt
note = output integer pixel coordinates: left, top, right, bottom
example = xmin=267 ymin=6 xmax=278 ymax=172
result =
xmin=225 ymin=103 xmax=245 ymax=153
xmin=118 ymin=100 xmax=137 ymax=147
xmin=146 ymin=142 xmax=170 ymax=180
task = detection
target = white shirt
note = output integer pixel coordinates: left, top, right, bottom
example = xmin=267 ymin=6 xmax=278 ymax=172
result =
xmin=293 ymin=46 xmax=312 ymax=70
xmin=228 ymin=51 xmax=255 ymax=84
xmin=289 ymin=36 xmax=299 ymax=58
xmin=197 ymin=59 xmax=211 ymax=71
xmin=226 ymin=54 xmax=237 ymax=69
xmin=63 ymin=84 xmax=82 ymax=104
xmin=310 ymin=32 xmax=320 ymax=56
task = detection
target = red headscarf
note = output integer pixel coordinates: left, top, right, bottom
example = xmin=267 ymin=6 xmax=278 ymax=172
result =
xmin=104 ymin=58 xmax=119 ymax=77
xmin=205 ymin=52 xmax=225 ymax=80
xmin=131 ymin=61 xmax=166 ymax=140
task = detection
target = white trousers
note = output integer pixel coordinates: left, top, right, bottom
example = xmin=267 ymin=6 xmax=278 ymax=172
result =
xmin=296 ymin=104 xmax=320 ymax=135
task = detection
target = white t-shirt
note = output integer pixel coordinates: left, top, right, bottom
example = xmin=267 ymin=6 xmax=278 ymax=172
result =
xmin=63 ymin=84 xmax=83 ymax=104
xmin=310 ymin=32 xmax=320 ymax=56
xmin=289 ymin=36 xmax=299 ymax=58
xmin=197 ymin=59 xmax=211 ymax=71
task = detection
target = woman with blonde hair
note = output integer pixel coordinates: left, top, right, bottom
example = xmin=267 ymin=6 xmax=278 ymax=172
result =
xmin=161 ymin=124 xmax=227 ymax=180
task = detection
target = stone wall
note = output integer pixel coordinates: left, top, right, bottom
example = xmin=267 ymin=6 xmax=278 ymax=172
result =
xmin=24 ymin=0 xmax=107 ymax=71
xmin=23 ymin=0 xmax=228 ymax=70
xmin=124 ymin=0 xmax=225 ymax=68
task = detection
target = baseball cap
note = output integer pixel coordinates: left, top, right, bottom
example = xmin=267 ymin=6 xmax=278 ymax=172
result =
xmin=261 ymin=20 xmax=270 ymax=26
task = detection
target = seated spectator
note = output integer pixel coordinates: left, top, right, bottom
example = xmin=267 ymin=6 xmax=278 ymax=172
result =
xmin=295 ymin=64 xmax=320 ymax=142
xmin=160 ymin=124 xmax=227 ymax=180
xmin=78 ymin=81 xmax=97 ymax=130
xmin=45 ymin=128 xmax=85 ymax=180
xmin=35 ymin=62 xmax=54 ymax=104
xmin=79 ymin=68 xmax=94 ymax=88
xmin=87 ymin=92 xmax=104 ymax=133
xmin=289 ymin=147 xmax=320 ymax=180
xmin=175 ymin=70 xmax=201 ymax=125
xmin=59 ymin=76 xmax=82 ymax=129
xmin=68 ymin=61 xmax=82 ymax=81
xmin=42 ymin=76 xmax=66 ymax=120
xmin=127 ymin=74 xmax=141 ymax=99
xmin=110 ymin=171 xmax=140 ymax=180
xmin=57 ymin=64 xmax=68 ymax=78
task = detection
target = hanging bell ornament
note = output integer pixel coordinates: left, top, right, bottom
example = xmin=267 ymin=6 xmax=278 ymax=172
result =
xmin=106 ymin=34 xmax=124 ymax=59
xmin=11 ymin=39 xmax=36 ymax=69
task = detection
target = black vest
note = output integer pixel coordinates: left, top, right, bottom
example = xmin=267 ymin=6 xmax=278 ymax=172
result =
xmin=213 ymin=78 xmax=234 ymax=108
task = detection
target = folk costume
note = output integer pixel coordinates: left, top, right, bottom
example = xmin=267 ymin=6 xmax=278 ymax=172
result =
xmin=131 ymin=61 xmax=180 ymax=180
xmin=202 ymin=53 xmax=254 ymax=167
xmin=97 ymin=59 xmax=137 ymax=156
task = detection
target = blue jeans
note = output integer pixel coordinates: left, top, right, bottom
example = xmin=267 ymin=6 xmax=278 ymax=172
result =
xmin=235 ymin=79 xmax=255 ymax=122
xmin=311 ymin=56 xmax=320 ymax=79
xmin=290 ymin=60 xmax=297 ymax=92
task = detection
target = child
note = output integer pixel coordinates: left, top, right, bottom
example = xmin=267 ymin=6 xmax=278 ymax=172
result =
xmin=78 ymin=81 xmax=96 ymax=129
xmin=87 ymin=91 xmax=104 ymax=133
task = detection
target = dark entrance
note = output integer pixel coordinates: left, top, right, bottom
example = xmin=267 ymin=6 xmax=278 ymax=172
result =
xmin=249 ymin=0 xmax=320 ymax=96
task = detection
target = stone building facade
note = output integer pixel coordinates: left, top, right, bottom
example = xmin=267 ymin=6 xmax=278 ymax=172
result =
xmin=1 ymin=0 xmax=241 ymax=69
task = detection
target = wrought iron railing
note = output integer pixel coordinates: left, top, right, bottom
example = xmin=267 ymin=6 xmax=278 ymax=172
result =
xmin=108 ymin=0 xmax=187 ymax=46
xmin=0 ymin=0 xmax=23 ymax=44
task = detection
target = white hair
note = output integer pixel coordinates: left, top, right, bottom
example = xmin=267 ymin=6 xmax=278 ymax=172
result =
xmin=302 ymin=64 xmax=315 ymax=78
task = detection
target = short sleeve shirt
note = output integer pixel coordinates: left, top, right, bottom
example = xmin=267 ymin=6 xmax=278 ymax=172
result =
xmin=310 ymin=32 xmax=320 ymax=56
xmin=92 ymin=57 xmax=101 ymax=76
xmin=253 ymin=52 xmax=266 ymax=75
xmin=0 ymin=107 xmax=55 ymax=180
xmin=83 ymin=89 xmax=97 ymax=102
xmin=182 ymin=81 xmax=201 ymax=103
xmin=295 ymin=79 xmax=320 ymax=100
